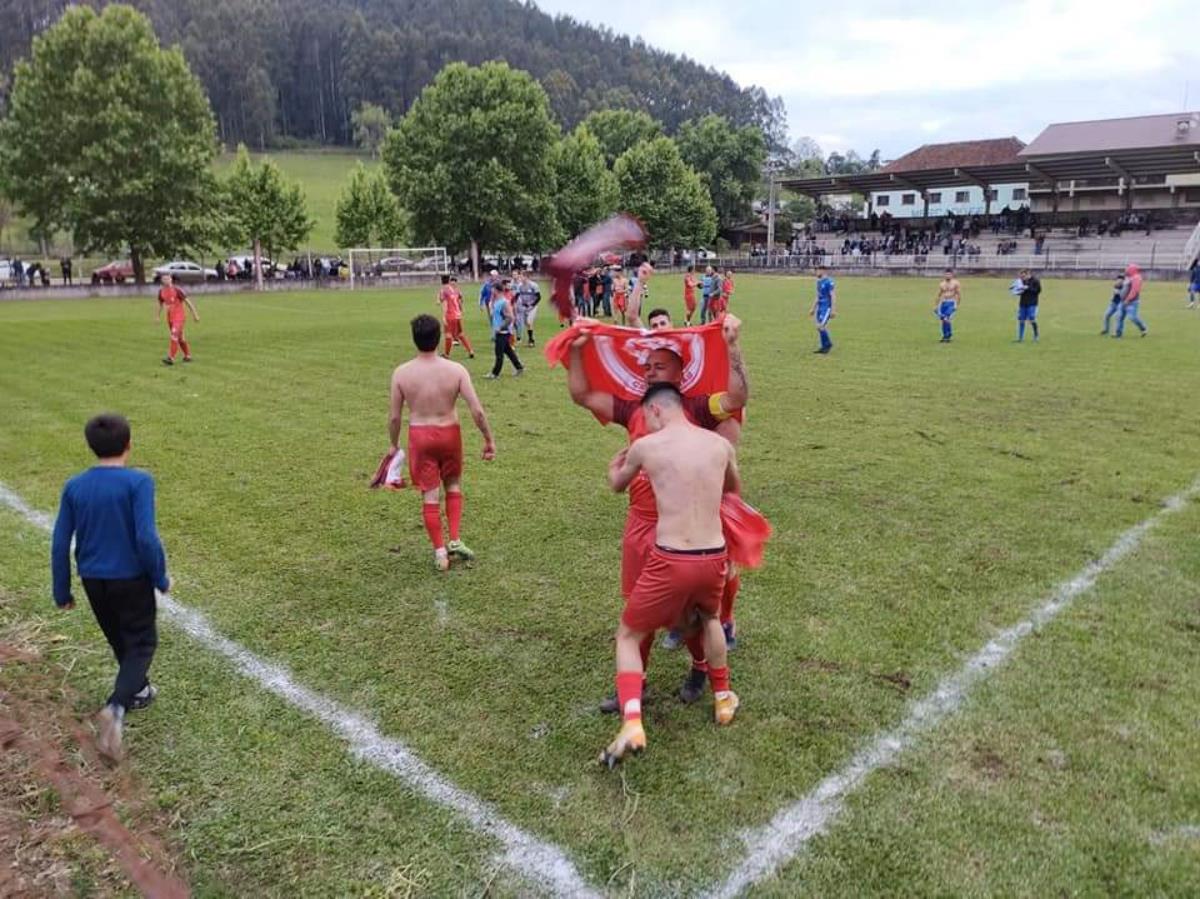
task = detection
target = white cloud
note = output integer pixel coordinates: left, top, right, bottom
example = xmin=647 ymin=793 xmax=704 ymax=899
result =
xmin=533 ymin=0 xmax=1194 ymax=154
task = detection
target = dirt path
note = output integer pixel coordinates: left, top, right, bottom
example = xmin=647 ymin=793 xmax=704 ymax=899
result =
xmin=0 ymin=638 xmax=189 ymax=898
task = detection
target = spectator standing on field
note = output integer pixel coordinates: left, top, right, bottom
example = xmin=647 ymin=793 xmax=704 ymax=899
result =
xmin=51 ymin=414 xmax=169 ymax=762
xmin=61 ymin=257 xmax=73 ymax=285
xmin=485 ymin=276 xmax=524 ymax=379
xmin=1015 ymin=268 xmax=1041 ymax=342
xmin=1114 ymin=264 xmax=1147 ymax=338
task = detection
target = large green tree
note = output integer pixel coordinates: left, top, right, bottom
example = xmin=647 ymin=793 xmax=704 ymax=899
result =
xmin=334 ymin=163 xmax=405 ymax=248
xmin=675 ymin=114 xmax=767 ymax=233
xmin=550 ymin=126 xmax=619 ymax=238
xmin=0 ymin=4 xmax=220 ymax=282
xmin=581 ymin=108 xmax=663 ymax=166
xmin=613 ymin=137 xmax=716 ymax=250
xmin=224 ymin=145 xmax=313 ymax=286
xmin=382 ymin=61 xmax=561 ymax=275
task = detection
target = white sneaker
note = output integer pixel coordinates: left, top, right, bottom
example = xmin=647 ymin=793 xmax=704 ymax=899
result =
xmin=96 ymin=704 xmax=124 ymax=761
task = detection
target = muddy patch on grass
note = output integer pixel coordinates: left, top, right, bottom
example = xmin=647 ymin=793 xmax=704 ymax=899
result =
xmin=0 ymin=639 xmax=190 ymax=897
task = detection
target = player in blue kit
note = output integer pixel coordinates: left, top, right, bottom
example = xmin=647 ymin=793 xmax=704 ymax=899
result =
xmin=934 ymin=268 xmax=961 ymax=343
xmin=1186 ymin=261 xmax=1199 ymax=309
xmin=809 ymin=266 xmax=836 ymax=354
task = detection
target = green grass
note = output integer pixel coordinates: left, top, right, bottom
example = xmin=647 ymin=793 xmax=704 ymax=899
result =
xmin=1 ymin=274 xmax=1198 ymax=896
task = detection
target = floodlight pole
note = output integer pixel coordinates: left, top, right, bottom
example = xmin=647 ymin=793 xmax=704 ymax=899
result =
xmin=766 ymin=177 xmax=777 ymax=258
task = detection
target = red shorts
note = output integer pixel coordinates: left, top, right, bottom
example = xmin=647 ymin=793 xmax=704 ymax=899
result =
xmin=622 ymin=546 xmax=728 ymax=633
xmin=684 ymin=292 xmax=697 ymax=314
xmin=167 ymin=316 xmax=186 ymax=337
xmin=445 ymin=318 xmax=464 ymax=339
xmin=407 ymin=424 xmax=463 ymax=491
xmin=621 ymin=511 xmax=657 ymax=600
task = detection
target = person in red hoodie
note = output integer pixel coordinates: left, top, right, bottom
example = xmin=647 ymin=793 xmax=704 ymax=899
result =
xmin=1114 ymin=263 xmax=1148 ymax=338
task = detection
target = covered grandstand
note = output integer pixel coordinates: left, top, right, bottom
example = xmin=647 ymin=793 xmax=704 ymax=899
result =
xmin=771 ymin=111 xmax=1200 ymax=272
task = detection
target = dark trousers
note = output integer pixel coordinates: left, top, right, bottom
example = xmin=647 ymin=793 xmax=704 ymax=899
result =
xmin=82 ymin=577 xmax=157 ymax=710
xmin=492 ymin=332 xmax=523 ymax=376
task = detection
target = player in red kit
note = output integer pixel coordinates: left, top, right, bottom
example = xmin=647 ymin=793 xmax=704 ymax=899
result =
xmin=389 ymin=315 xmax=496 ymax=571
xmin=566 ymin=311 xmax=749 ymax=709
xmin=438 ymin=274 xmax=474 ymax=358
xmin=683 ymin=266 xmax=698 ymax=326
xmin=156 ymin=273 xmax=200 ymax=366
xmin=602 ymin=382 xmax=741 ymax=766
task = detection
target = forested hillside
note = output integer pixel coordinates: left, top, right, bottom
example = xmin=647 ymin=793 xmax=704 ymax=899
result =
xmin=1 ymin=0 xmax=786 ymax=149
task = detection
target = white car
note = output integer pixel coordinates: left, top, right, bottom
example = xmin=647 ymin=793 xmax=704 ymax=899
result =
xmin=153 ymin=260 xmax=217 ymax=284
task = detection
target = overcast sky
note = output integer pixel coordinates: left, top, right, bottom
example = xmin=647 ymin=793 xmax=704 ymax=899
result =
xmin=534 ymin=0 xmax=1196 ymax=161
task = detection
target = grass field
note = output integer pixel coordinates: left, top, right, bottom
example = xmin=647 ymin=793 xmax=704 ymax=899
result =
xmin=1 ymin=274 xmax=1198 ymax=896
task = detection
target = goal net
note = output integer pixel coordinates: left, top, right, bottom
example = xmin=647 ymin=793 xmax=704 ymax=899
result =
xmin=346 ymin=247 xmax=451 ymax=289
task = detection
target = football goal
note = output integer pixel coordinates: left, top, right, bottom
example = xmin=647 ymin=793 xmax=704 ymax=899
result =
xmin=346 ymin=247 xmax=451 ymax=289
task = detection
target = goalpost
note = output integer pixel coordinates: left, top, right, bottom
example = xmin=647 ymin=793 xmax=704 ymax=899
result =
xmin=346 ymin=247 xmax=451 ymax=289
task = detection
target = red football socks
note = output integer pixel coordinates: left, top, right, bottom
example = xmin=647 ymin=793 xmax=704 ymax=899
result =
xmin=459 ymin=333 xmax=474 ymax=355
xmin=445 ymin=491 xmax=463 ymax=541
xmin=421 ymin=502 xmax=445 ymax=550
xmin=720 ymin=573 xmax=740 ymax=624
xmin=616 ymin=670 xmax=644 ymax=720
xmin=708 ymin=665 xmax=730 ymax=694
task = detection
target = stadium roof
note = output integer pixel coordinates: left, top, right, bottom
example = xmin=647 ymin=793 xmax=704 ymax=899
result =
xmin=779 ymin=112 xmax=1200 ymax=198
xmin=882 ymin=137 xmax=1026 ymax=173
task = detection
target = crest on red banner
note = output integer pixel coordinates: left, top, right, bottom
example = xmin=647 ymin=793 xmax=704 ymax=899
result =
xmin=544 ymin=321 xmax=728 ymax=403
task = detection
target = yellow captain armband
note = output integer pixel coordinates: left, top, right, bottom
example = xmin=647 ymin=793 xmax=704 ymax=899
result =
xmin=709 ymin=392 xmax=734 ymax=421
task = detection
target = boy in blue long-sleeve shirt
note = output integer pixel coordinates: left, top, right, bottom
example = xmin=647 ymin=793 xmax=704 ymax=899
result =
xmin=51 ymin=413 xmax=169 ymax=761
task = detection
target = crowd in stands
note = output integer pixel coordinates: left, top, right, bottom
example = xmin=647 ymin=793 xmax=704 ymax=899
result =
xmin=1076 ymin=211 xmax=1155 ymax=238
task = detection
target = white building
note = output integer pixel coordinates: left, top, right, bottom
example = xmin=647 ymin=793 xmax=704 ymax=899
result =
xmin=866 ymin=137 xmax=1029 ymax=219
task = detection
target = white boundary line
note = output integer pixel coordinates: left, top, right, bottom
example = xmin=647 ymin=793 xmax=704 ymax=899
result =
xmin=705 ymin=476 xmax=1200 ymax=899
xmin=0 ymin=482 xmax=599 ymax=899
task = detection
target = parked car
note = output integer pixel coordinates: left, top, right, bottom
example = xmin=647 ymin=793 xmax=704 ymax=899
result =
xmin=372 ymin=256 xmax=416 ymax=276
xmin=152 ymin=260 xmax=217 ymax=284
xmin=91 ymin=259 xmax=135 ymax=284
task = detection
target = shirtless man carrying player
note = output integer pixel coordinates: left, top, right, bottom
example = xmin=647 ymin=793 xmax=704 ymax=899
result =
xmin=567 ymin=313 xmax=748 ymax=708
xmin=602 ymin=382 xmax=741 ymax=766
xmin=389 ymin=314 xmax=497 ymax=571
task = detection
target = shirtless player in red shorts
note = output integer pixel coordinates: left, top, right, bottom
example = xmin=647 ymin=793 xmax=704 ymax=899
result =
xmin=567 ymin=313 xmax=748 ymax=708
xmin=602 ymin=382 xmax=740 ymax=766
xmin=389 ymin=314 xmax=496 ymax=571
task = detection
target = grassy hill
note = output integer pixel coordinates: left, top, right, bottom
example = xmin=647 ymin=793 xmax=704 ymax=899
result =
xmin=1 ymin=149 xmax=376 ymax=260
xmin=213 ymin=149 xmax=380 ymax=253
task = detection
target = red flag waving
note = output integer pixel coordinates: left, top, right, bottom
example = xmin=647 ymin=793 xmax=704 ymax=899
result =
xmin=544 ymin=320 xmax=731 ymax=403
xmin=543 ymin=214 xmax=647 ymax=320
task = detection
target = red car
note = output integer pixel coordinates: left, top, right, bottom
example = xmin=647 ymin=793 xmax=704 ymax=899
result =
xmin=91 ymin=260 xmax=134 ymax=284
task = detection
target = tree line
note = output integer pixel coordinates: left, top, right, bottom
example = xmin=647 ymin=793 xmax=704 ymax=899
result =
xmin=0 ymin=0 xmax=787 ymax=153
xmin=1 ymin=6 xmax=769 ymax=282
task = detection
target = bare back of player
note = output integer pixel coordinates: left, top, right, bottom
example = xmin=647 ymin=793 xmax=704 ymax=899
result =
xmin=389 ymin=315 xmax=495 ymax=570
xmin=601 ymin=382 xmax=741 ymax=765
xmin=621 ymin=417 xmax=735 ymax=550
